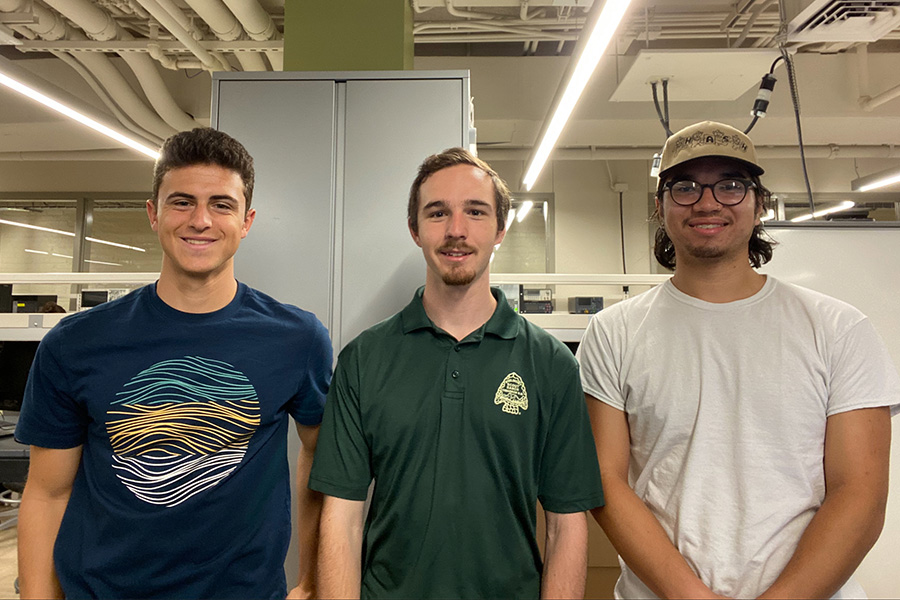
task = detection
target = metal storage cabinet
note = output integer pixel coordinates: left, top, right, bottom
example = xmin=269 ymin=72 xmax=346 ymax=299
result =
xmin=211 ymin=71 xmax=470 ymax=351
xmin=210 ymin=70 xmax=470 ymax=585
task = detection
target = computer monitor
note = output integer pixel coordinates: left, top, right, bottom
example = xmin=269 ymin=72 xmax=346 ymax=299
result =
xmin=81 ymin=290 xmax=109 ymax=308
xmin=0 ymin=340 xmax=40 ymax=412
xmin=11 ymin=295 xmax=58 ymax=313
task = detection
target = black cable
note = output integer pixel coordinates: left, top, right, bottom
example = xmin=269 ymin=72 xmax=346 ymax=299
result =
xmin=781 ymin=47 xmax=816 ymax=216
xmin=744 ymin=114 xmax=760 ymax=134
xmin=618 ymin=191 xmax=627 ymax=274
xmin=769 ymin=55 xmax=784 ymax=74
xmin=651 ymin=82 xmax=673 ymax=137
xmin=662 ymin=78 xmax=670 ymax=131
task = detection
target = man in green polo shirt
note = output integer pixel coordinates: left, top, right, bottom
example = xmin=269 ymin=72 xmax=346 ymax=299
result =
xmin=310 ymin=148 xmax=604 ymax=599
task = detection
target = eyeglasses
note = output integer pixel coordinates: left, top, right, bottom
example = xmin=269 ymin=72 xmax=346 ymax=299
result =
xmin=663 ymin=178 xmax=756 ymax=206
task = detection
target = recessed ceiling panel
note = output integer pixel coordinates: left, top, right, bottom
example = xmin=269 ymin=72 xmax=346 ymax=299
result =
xmin=609 ymin=49 xmax=782 ymax=102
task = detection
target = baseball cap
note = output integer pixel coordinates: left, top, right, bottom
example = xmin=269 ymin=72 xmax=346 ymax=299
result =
xmin=658 ymin=121 xmax=764 ymax=178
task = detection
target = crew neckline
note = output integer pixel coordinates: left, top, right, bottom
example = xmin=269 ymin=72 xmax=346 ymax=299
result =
xmin=663 ymin=275 xmax=776 ymax=310
xmin=147 ymin=281 xmax=247 ymax=322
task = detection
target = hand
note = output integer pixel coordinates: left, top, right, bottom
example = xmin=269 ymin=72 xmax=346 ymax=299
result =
xmin=286 ymin=584 xmax=314 ymax=599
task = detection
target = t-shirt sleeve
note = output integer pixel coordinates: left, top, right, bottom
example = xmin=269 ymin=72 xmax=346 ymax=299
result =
xmin=537 ymin=361 xmax=605 ymax=513
xmin=308 ymin=343 xmax=372 ymax=501
xmin=15 ymin=329 xmax=89 ymax=449
xmin=827 ymin=317 xmax=900 ymax=417
xmin=577 ymin=312 xmax=625 ymax=411
xmin=289 ymin=317 xmax=333 ymax=426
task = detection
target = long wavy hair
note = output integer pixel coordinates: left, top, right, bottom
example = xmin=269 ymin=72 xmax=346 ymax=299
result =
xmin=653 ymin=174 xmax=776 ymax=271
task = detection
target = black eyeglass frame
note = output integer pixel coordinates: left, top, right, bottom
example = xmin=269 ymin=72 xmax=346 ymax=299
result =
xmin=662 ymin=178 xmax=757 ymax=206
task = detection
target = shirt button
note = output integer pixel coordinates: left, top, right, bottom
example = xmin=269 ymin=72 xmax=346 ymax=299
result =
xmin=454 ymin=345 xmax=461 ymax=352
xmin=451 ymin=370 xmax=460 ymax=379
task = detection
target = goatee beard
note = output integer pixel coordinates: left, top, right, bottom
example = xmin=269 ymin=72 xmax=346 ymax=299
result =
xmin=441 ymin=268 xmax=477 ymax=286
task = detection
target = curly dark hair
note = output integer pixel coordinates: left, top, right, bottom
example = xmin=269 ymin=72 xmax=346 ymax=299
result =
xmin=653 ymin=174 xmax=776 ymax=270
xmin=407 ymin=147 xmax=511 ymax=234
xmin=151 ymin=128 xmax=255 ymax=211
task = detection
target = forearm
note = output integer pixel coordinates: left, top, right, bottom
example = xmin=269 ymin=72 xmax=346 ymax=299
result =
xmin=17 ymin=492 xmax=69 ymax=599
xmin=317 ymin=500 xmax=363 ymax=599
xmin=759 ymin=486 xmax=886 ymax=599
xmin=541 ymin=511 xmax=588 ymax=599
xmin=594 ymin=478 xmax=724 ymax=600
xmin=293 ymin=447 xmax=324 ymax=598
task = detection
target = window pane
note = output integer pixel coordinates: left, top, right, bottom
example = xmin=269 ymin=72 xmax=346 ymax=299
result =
xmin=88 ymin=202 xmax=161 ymax=272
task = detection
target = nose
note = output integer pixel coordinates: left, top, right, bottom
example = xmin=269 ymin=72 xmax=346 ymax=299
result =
xmin=445 ymin=211 xmax=467 ymax=239
xmin=694 ymin=185 xmax=720 ymax=212
xmin=188 ymin=202 xmax=213 ymax=230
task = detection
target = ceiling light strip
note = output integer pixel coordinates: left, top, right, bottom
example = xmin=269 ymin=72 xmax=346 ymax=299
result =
xmin=790 ymin=200 xmax=855 ymax=222
xmin=850 ymin=167 xmax=900 ymax=192
xmin=0 ymin=70 xmax=160 ymax=160
xmin=522 ymin=0 xmax=632 ymax=191
xmin=0 ymin=218 xmax=146 ymax=252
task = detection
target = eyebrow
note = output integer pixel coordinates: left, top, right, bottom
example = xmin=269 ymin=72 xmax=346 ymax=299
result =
xmin=421 ymin=199 xmax=493 ymax=211
xmin=164 ymin=192 xmax=239 ymax=203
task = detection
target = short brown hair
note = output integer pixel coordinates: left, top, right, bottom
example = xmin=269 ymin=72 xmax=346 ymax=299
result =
xmin=151 ymin=128 xmax=255 ymax=211
xmin=407 ymin=147 xmax=511 ymax=234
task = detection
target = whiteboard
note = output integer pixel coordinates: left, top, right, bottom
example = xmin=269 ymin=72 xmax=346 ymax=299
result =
xmin=760 ymin=223 xmax=900 ymax=599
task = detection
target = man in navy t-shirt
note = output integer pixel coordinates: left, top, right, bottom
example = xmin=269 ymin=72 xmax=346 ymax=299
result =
xmin=15 ymin=128 xmax=332 ymax=599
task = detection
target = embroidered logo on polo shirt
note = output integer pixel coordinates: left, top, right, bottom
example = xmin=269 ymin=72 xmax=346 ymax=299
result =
xmin=494 ymin=372 xmax=528 ymax=415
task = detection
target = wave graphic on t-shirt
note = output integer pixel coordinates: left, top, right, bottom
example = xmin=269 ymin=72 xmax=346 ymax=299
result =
xmin=106 ymin=356 xmax=260 ymax=507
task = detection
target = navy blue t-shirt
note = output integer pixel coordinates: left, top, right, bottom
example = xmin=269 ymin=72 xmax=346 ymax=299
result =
xmin=15 ymin=283 xmax=332 ymax=599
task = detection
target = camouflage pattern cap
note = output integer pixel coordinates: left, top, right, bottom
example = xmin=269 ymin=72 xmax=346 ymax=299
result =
xmin=658 ymin=121 xmax=764 ymax=178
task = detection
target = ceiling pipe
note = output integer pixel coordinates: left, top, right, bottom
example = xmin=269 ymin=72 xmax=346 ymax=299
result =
xmin=445 ymin=0 xmax=498 ymax=20
xmin=478 ymin=145 xmax=900 ymax=161
xmin=51 ymin=50 xmax=164 ymax=145
xmin=42 ymin=0 xmax=201 ymax=131
xmin=183 ymin=0 xmax=267 ymax=71
xmin=415 ymin=16 xmax=587 ymax=29
xmin=131 ymin=0 xmax=224 ymax=71
xmin=856 ymin=43 xmax=900 ymax=111
xmin=150 ymin=0 xmax=204 ymax=39
xmin=0 ymin=0 xmax=175 ymax=140
xmin=733 ymin=0 xmax=776 ymax=48
xmin=860 ymin=82 xmax=900 ymax=111
xmin=220 ymin=0 xmax=281 ymax=70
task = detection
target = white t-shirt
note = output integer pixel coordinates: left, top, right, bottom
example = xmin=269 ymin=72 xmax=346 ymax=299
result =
xmin=578 ymin=276 xmax=900 ymax=599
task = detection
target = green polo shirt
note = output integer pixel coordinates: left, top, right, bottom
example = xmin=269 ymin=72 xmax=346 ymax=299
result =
xmin=310 ymin=287 xmax=604 ymax=599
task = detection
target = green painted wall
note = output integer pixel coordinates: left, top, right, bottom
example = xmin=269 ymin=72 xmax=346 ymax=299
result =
xmin=284 ymin=0 xmax=413 ymax=71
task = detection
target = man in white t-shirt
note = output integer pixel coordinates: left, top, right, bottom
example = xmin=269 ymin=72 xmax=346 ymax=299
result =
xmin=577 ymin=121 xmax=900 ymax=599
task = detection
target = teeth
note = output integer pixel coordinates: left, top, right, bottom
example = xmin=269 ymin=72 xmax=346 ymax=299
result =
xmin=185 ymin=239 xmax=211 ymax=245
xmin=694 ymin=224 xmax=721 ymax=229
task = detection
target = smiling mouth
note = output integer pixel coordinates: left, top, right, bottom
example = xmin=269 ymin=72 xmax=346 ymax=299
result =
xmin=690 ymin=223 xmax=726 ymax=229
xmin=183 ymin=238 xmax=215 ymax=245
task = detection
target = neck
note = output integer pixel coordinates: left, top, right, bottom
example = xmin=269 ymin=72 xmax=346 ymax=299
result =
xmin=155 ymin=260 xmax=238 ymax=313
xmin=670 ymin=255 xmax=765 ymax=303
xmin=421 ymin=273 xmax=497 ymax=341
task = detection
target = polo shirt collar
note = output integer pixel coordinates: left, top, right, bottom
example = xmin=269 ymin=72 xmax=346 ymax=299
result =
xmin=400 ymin=286 xmax=520 ymax=340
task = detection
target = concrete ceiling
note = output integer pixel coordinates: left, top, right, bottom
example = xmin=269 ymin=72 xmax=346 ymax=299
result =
xmin=0 ymin=0 xmax=899 ymax=193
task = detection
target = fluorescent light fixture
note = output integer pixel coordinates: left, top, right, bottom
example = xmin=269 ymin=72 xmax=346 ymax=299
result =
xmin=25 ymin=248 xmax=49 ymax=255
xmin=850 ymin=166 xmax=900 ymax=192
xmin=52 ymin=253 xmax=73 ymax=259
xmin=542 ymin=201 xmax=548 ymax=222
xmin=760 ymin=208 xmax=775 ymax=222
xmin=790 ymin=200 xmax=855 ymax=222
xmin=505 ymin=208 xmax=516 ymax=232
xmin=86 ymin=236 xmax=146 ymax=252
xmin=0 ymin=70 xmax=160 ymax=159
xmin=0 ymin=218 xmax=147 ymax=252
xmin=522 ymin=0 xmax=632 ymax=191
xmin=86 ymin=259 xmax=122 ymax=267
xmin=516 ymin=200 xmax=534 ymax=223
